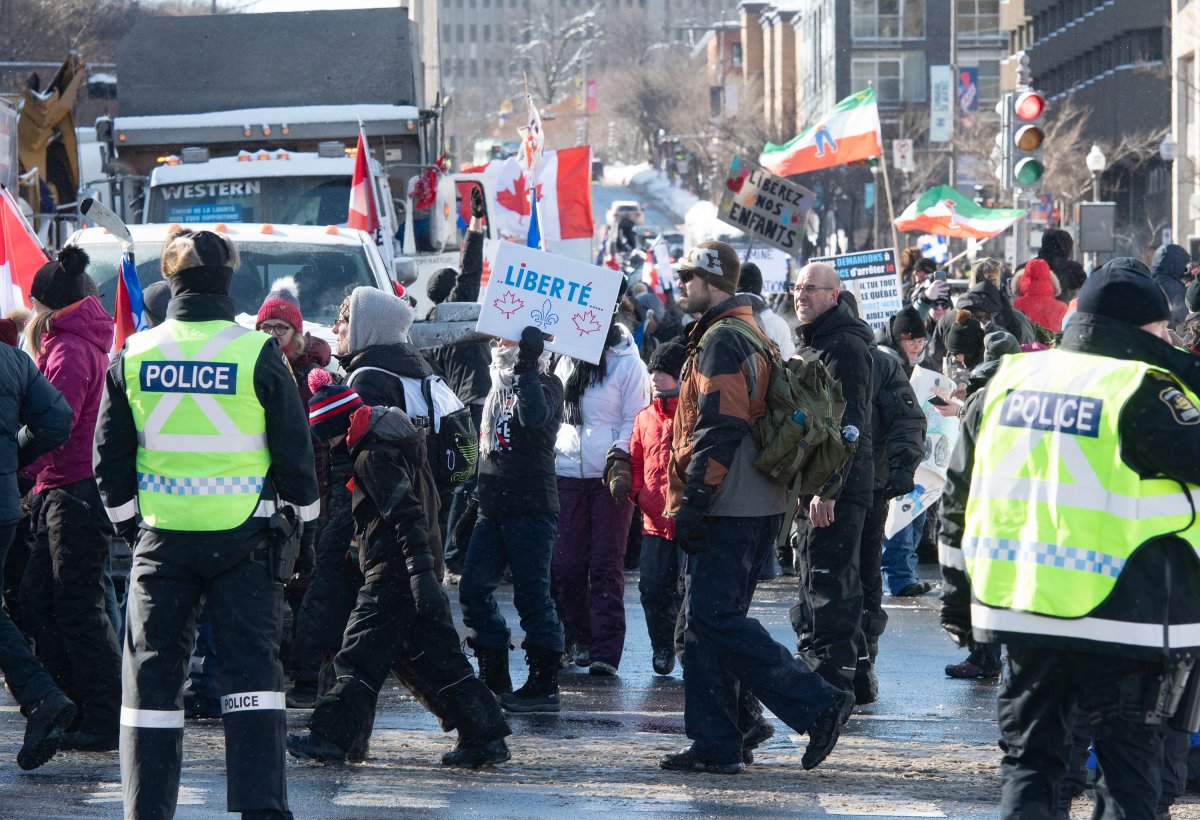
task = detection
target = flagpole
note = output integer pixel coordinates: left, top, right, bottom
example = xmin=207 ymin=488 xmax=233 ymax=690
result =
xmin=878 ymin=152 xmax=900 ymax=257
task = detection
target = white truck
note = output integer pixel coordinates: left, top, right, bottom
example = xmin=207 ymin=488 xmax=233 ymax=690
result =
xmin=95 ymin=9 xmax=491 ymax=286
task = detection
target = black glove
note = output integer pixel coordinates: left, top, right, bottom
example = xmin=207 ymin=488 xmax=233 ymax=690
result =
xmin=515 ymin=326 xmax=547 ymax=373
xmin=883 ymin=469 xmax=916 ymax=499
xmin=410 ymin=569 xmax=448 ymax=619
xmin=674 ymin=486 xmax=714 ymax=555
xmin=115 ymin=517 xmax=140 ymax=550
xmin=604 ymin=446 xmax=631 ymax=501
xmin=470 ymin=186 xmax=486 ymax=218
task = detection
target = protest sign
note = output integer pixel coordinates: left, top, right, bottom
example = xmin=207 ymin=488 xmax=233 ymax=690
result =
xmin=742 ymin=246 xmax=791 ymax=295
xmin=717 ymin=155 xmax=816 ymax=254
xmin=884 ymin=366 xmax=961 ymax=538
xmin=477 ymin=240 xmax=623 ymax=365
xmin=809 ymin=248 xmax=902 ymax=332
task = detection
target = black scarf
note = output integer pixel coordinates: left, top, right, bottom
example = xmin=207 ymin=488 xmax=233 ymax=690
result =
xmin=563 ymin=322 xmax=622 ymax=425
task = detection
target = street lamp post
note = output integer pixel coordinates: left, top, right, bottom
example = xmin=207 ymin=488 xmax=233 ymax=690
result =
xmin=1086 ymin=144 xmax=1107 ymax=203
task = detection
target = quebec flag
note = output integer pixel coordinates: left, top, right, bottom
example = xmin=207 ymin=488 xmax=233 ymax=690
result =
xmin=918 ymin=233 xmax=949 ymax=264
xmin=112 ymin=251 xmax=146 ymax=355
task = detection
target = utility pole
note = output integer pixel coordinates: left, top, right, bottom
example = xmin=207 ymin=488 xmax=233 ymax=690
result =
xmin=948 ymin=0 xmax=957 ymax=190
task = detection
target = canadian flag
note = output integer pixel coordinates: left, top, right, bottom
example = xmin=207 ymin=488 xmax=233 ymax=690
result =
xmin=347 ymin=129 xmax=379 ymax=233
xmin=0 ymin=186 xmax=48 ymax=312
xmin=481 ymin=146 xmax=593 ymax=245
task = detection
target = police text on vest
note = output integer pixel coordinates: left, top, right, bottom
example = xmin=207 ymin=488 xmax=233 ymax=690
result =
xmin=141 ymin=361 xmax=238 ymax=394
xmin=1000 ymin=389 xmax=1103 ymax=438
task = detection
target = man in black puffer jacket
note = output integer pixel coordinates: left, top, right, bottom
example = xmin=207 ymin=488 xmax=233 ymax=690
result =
xmin=790 ymin=265 xmax=876 ymax=693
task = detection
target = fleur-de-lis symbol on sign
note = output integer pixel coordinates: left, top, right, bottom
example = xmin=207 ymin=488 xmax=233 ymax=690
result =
xmin=531 ymin=299 xmax=559 ymax=330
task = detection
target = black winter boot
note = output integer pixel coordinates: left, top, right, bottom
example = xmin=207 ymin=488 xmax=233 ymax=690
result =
xmin=473 ymin=642 xmax=513 ymax=696
xmin=500 ymin=646 xmax=561 ymax=713
xmin=441 ymin=735 xmax=512 ymax=768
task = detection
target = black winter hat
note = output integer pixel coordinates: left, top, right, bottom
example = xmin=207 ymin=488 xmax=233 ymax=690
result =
xmin=947 ymin=309 xmax=985 ymax=358
xmin=30 ymin=246 xmax=93 ymax=310
xmin=1076 ymin=257 xmax=1170 ymax=327
xmin=427 ymin=267 xmax=457 ymax=304
xmin=142 ymin=280 xmax=172 ymax=328
xmin=1187 ymin=279 xmax=1200 ymax=314
xmin=307 ymin=369 xmax=365 ymax=442
xmin=679 ymin=241 xmax=740 ymax=294
xmin=647 ymin=341 xmax=687 ymax=380
xmin=891 ymin=306 xmax=926 ymax=341
xmin=737 ymin=262 xmax=763 ymax=295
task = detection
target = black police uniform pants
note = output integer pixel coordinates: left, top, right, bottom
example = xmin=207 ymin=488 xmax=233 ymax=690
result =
xmin=682 ymin=514 xmax=842 ymax=765
xmin=308 ymin=558 xmax=509 ymax=752
xmin=121 ymin=528 xmax=289 ymax=818
xmin=21 ymin=479 xmax=122 ymax=735
xmin=292 ymin=463 xmax=362 ymax=689
xmin=792 ymin=498 xmax=869 ymax=688
xmin=998 ymin=644 xmax=1165 ymax=819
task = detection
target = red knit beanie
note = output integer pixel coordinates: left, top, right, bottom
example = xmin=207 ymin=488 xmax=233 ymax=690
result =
xmin=256 ymin=276 xmax=302 ymax=331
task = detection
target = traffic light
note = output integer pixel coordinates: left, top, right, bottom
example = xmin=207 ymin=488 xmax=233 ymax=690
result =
xmin=1009 ymin=90 xmax=1046 ymax=188
xmin=994 ymin=93 xmax=1013 ymax=192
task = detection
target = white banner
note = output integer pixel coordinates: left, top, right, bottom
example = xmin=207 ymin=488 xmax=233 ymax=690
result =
xmin=929 ymin=65 xmax=952 ymax=144
xmin=742 ymin=246 xmax=791 ymax=295
xmin=477 ymin=240 xmax=623 ymax=365
xmin=884 ymin=366 xmax=961 ymax=538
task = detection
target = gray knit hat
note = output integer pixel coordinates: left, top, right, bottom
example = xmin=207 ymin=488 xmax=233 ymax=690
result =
xmin=345 ymin=286 xmax=415 ymax=353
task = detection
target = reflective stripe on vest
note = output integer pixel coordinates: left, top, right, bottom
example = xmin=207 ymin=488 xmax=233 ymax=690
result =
xmin=124 ymin=320 xmax=271 ymax=531
xmin=963 ymin=349 xmax=1200 ymax=622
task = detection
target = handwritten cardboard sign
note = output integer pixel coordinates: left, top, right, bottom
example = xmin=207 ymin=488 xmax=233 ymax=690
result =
xmin=717 ymin=155 xmax=817 ymax=254
xmin=741 ymin=246 xmax=792 ymax=295
xmin=477 ymin=240 xmax=623 ymax=365
xmin=809 ymin=248 xmax=903 ymax=332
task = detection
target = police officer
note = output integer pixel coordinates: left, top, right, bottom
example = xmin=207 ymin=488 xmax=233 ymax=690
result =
xmin=94 ymin=229 xmax=319 ymax=820
xmin=939 ymin=258 xmax=1200 ymax=817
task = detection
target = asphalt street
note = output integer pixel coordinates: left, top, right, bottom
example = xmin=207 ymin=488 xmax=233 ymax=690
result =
xmin=0 ymin=566 xmax=1060 ymax=819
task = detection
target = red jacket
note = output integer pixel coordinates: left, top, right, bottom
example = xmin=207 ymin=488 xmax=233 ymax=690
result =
xmin=1013 ymin=259 xmax=1067 ymax=333
xmin=629 ymin=393 xmax=677 ymax=539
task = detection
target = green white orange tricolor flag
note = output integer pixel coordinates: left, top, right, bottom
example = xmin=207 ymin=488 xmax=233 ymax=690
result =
xmin=759 ymin=89 xmax=883 ymax=176
xmin=894 ymin=185 xmax=1026 ymax=240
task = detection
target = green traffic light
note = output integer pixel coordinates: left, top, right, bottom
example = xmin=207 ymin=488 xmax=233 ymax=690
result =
xmin=1014 ymin=157 xmax=1044 ymax=186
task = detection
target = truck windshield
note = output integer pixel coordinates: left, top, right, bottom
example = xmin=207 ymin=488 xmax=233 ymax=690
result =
xmin=146 ymin=176 xmax=352 ymax=226
xmin=77 ymin=239 xmax=377 ymax=325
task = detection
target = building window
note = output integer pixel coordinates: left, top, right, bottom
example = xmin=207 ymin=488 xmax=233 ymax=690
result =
xmin=469 ymin=59 xmax=478 ymax=78
xmin=732 ymin=41 xmax=743 ymax=68
xmin=483 ymin=24 xmax=491 ymax=41
xmin=442 ymin=24 xmax=451 ymax=42
xmin=956 ymin=0 xmax=1000 ymax=38
xmin=975 ymin=59 xmax=1000 ymax=107
xmin=852 ymin=52 xmax=926 ymax=103
xmin=456 ymin=24 xmax=464 ymax=43
xmin=851 ymin=0 xmax=924 ymax=40
xmin=469 ymin=24 xmax=477 ymax=41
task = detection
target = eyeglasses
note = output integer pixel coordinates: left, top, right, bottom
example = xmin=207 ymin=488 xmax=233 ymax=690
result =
xmin=792 ymin=285 xmax=834 ymax=295
xmin=259 ymin=322 xmax=293 ymax=335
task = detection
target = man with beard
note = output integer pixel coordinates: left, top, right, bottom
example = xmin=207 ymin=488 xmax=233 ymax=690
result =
xmin=661 ymin=241 xmax=852 ymax=775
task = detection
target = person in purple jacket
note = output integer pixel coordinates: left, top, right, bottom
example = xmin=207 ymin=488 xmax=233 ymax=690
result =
xmin=19 ymin=247 xmax=122 ymax=752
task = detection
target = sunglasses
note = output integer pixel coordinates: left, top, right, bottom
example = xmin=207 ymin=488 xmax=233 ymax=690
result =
xmin=259 ymin=322 xmax=293 ymax=335
xmin=677 ymin=270 xmax=694 ymax=284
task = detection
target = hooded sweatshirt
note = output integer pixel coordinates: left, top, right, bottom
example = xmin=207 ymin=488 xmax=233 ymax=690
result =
xmin=27 ymin=295 xmax=112 ymax=492
xmin=1013 ymin=259 xmax=1067 ymax=333
xmin=1151 ymin=243 xmax=1191 ymax=327
xmin=340 ymin=285 xmax=433 ymax=412
xmin=553 ymin=325 xmax=650 ymax=479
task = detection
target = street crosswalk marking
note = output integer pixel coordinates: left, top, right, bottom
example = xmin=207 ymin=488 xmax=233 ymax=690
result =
xmin=84 ymin=781 xmax=207 ymax=805
xmin=818 ymin=793 xmax=946 ymax=817
xmin=333 ymin=783 xmax=449 ymax=809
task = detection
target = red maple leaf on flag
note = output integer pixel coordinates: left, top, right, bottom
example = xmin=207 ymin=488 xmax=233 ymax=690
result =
xmin=572 ymin=310 xmax=601 ymax=336
xmin=493 ymin=290 xmax=525 ymax=319
xmin=495 ymin=173 xmax=542 ymax=217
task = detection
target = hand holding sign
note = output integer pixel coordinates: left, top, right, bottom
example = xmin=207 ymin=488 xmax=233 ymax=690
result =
xmin=478 ymin=241 xmax=622 ymax=364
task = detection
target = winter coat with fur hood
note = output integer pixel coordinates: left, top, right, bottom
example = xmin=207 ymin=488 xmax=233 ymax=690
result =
xmin=553 ymin=325 xmax=650 ymax=479
xmin=1013 ymin=259 xmax=1067 ymax=333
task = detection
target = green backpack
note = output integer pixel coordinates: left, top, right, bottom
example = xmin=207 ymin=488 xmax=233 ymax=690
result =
xmin=694 ymin=318 xmax=854 ymax=543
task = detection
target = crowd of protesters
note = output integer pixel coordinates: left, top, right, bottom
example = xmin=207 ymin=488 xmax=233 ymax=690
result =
xmin=3 ymin=191 xmax=1200 ymax=818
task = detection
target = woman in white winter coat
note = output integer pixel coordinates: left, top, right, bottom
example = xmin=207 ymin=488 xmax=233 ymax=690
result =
xmin=551 ymin=319 xmax=650 ymax=676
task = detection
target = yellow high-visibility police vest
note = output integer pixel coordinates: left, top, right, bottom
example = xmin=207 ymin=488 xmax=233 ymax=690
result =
xmin=964 ymin=349 xmax=1200 ymax=618
xmin=124 ymin=319 xmax=271 ymax=531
